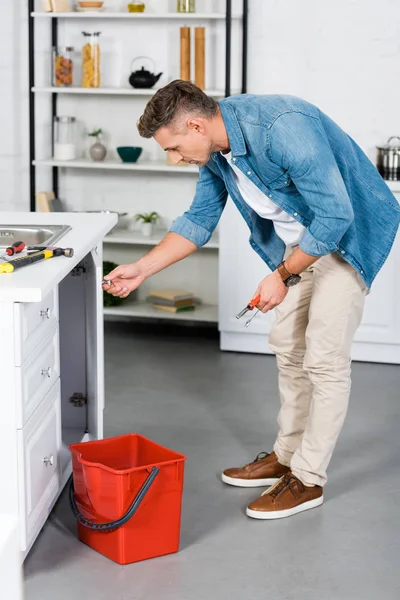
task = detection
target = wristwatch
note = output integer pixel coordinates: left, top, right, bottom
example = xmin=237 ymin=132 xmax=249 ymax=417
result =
xmin=276 ymin=261 xmax=302 ymax=287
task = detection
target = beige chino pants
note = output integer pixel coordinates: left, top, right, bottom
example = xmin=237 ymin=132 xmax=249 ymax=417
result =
xmin=269 ymin=252 xmax=367 ymax=487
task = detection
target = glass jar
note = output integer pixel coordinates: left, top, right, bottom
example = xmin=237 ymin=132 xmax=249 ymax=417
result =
xmin=53 ymin=116 xmax=77 ymax=161
xmin=81 ymin=32 xmax=101 ymax=88
xmin=52 ymin=46 xmax=74 ymax=87
xmin=127 ymin=1 xmax=145 ymax=12
xmin=177 ymin=0 xmax=195 ymax=13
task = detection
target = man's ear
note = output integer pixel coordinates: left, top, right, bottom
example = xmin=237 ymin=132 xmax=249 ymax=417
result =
xmin=187 ymin=118 xmax=205 ymax=134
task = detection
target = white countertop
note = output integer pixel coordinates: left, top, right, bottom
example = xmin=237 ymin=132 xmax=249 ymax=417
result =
xmin=0 ymin=212 xmax=117 ymax=302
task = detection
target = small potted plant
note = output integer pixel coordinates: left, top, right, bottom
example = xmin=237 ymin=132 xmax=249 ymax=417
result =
xmin=135 ymin=211 xmax=160 ymax=237
xmin=88 ymin=128 xmax=107 ymax=162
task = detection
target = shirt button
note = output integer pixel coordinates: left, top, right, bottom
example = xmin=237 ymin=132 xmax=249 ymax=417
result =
xmin=285 ymin=180 xmax=289 ymax=184
xmin=341 ymin=250 xmax=345 ymax=254
xmin=360 ymin=270 xmax=364 ymax=274
xmin=269 ymin=194 xmax=272 ymax=198
xmin=232 ymin=157 xmax=236 ymax=162
xmin=293 ymin=212 xmax=298 ymax=217
xmin=247 ymin=171 xmax=252 ymax=175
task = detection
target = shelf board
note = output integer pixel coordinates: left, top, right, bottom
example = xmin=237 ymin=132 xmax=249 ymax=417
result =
xmin=104 ymin=229 xmax=219 ymax=248
xmin=33 ymin=158 xmax=198 ymax=174
xmin=31 ymin=12 xmax=242 ymax=20
xmin=32 ymin=86 xmax=228 ymax=97
xmin=104 ymin=302 xmax=218 ymax=323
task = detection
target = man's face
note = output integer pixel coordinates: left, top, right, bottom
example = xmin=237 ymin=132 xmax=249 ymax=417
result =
xmin=154 ymin=118 xmax=213 ymax=167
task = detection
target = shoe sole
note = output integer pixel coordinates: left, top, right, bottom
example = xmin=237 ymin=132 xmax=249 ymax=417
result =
xmin=246 ymin=495 xmax=324 ymax=519
xmin=221 ymin=473 xmax=280 ymax=488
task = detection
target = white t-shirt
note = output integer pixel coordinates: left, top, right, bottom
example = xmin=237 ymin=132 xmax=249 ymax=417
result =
xmin=222 ymin=152 xmax=306 ymax=246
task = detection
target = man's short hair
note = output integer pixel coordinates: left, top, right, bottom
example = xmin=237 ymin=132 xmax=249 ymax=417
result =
xmin=137 ymin=80 xmax=218 ymax=138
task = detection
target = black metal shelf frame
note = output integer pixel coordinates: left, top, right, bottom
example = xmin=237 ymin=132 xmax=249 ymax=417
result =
xmin=27 ymin=0 xmax=248 ymax=212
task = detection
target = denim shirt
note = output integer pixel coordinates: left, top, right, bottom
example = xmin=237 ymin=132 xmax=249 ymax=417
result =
xmin=170 ymin=95 xmax=400 ymax=288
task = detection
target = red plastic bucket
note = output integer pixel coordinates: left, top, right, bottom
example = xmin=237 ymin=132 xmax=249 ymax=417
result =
xmin=69 ymin=434 xmax=186 ymax=565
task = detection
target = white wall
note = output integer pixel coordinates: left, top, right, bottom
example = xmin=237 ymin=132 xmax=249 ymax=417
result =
xmin=2 ymin=0 xmax=400 ymax=212
xmin=0 ymin=0 xmax=30 ymax=212
xmin=247 ymin=0 xmax=400 ymax=162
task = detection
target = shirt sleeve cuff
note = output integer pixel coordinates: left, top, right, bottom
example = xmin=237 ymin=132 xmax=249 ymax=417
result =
xmin=169 ymin=215 xmax=212 ymax=248
xmin=299 ymin=228 xmax=338 ymax=256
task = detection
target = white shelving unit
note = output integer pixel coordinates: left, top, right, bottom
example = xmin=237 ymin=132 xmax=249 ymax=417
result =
xmin=32 ymin=86 xmax=229 ymax=97
xmin=33 ymin=158 xmax=198 ymax=173
xmin=30 ymin=2 xmax=247 ymax=327
xmin=105 ymin=229 xmax=219 ymax=249
xmin=104 ymin=302 xmax=218 ymax=323
xmin=31 ymin=12 xmax=242 ymax=20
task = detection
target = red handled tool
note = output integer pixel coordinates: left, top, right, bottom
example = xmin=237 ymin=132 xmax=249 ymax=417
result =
xmin=1 ymin=241 xmax=26 ymax=261
xmin=236 ymin=293 xmax=261 ymax=327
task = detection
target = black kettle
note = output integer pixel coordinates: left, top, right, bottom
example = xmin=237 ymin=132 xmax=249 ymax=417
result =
xmin=129 ymin=57 xmax=162 ymax=89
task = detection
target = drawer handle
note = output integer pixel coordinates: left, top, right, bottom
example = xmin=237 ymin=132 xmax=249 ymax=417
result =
xmin=41 ymin=367 xmax=52 ymax=378
xmin=43 ymin=456 xmax=54 ymax=467
xmin=40 ymin=308 xmax=51 ymax=319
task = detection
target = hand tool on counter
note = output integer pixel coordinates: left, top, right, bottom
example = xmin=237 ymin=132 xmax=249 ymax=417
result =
xmin=0 ymin=241 xmax=26 ymax=261
xmin=26 ymin=245 xmax=74 ymax=257
xmin=236 ymin=293 xmax=261 ymax=328
xmin=0 ymin=247 xmax=74 ymax=274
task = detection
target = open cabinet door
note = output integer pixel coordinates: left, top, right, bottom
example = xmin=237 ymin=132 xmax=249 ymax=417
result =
xmin=85 ymin=246 xmax=104 ymax=440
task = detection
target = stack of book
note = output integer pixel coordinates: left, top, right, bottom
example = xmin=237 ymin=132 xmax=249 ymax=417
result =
xmin=147 ymin=289 xmax=196 ymax=314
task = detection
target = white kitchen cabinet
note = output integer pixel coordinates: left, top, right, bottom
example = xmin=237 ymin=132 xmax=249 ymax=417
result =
xmin=15 ymin=323 xmax=60 ymax=428
xmin=13 ymin=288 xmax=59 ymax=366
xmin=0 ymin=516 xmax=23 ymax=600
xmin=0 ymin=212 xmax=116 ymax=564
xmin=219 ymin=196 xmax=400 ymax=364
xmin=17 ymin=381 xmax=62 ymax=551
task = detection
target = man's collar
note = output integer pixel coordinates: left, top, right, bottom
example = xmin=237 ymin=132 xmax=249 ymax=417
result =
xmin=218 ymin=99 xmax=247 ymax=157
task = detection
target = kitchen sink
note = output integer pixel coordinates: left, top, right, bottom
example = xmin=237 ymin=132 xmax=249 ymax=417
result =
xmin=0 ymin=225 xmax=71 ymax=250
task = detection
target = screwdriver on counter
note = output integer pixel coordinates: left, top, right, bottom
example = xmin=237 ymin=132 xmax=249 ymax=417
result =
xmin=236 ymin=293 xmax=261 ymax=328
xmin=0 ymin=241 xmax=26 ymax=261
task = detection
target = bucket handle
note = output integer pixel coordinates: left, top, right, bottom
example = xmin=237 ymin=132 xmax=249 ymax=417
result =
xmin=69 ymin=466 xmax=159 ymax=532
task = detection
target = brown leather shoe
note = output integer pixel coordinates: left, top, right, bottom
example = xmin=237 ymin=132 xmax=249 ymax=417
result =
xmin=246 ymin=472 xmax=323 ymax=519
xmin=221 ymin=451 xmax=290 ymax=488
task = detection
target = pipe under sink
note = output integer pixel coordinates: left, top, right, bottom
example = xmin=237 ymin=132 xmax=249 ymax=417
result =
xmin=0 ymin=225 xmax=71 ymax=250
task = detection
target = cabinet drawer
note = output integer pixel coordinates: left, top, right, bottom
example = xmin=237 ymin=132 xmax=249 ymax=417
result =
xmin=14 ymin=288 xmax=59 ymax=366
xmin=15 ymin=324 xmax=60 ymax=428
xmin=17 ymin=381 xmax=61 ymax=551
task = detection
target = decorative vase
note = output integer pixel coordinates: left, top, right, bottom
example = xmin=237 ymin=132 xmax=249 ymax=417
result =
xmin=141 ymin=222 xmax=153 ymax=237
xmin=90 ymin=138 xmax=107 ymax=161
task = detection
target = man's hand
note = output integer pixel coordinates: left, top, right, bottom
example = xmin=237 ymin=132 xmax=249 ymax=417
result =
xmin=255 ymin=270 xmax=288 ymax=313
xmin=102 ymin=232 xmax=198 ymax=299
xmin=103 ymin=262 xmax=145 ymax=298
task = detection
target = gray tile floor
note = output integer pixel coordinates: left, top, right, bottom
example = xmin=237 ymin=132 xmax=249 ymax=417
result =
xmin=25 ymin=322 xmax=400 ymax=600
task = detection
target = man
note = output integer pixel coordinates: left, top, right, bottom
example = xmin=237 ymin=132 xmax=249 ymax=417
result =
xmin=104 ymin=81 xmax=400 ymax=520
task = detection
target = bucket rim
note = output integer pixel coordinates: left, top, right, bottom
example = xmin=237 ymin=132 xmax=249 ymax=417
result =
xmin=69 ymin=432 xmax=187 ymax=475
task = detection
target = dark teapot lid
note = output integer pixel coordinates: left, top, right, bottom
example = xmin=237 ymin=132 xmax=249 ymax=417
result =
xmin=133 ymin=66 xmax=153 ymax=76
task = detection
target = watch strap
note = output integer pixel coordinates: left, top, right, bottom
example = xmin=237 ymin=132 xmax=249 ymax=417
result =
xmin=277 ymin=261 xmax=292 ymax=282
